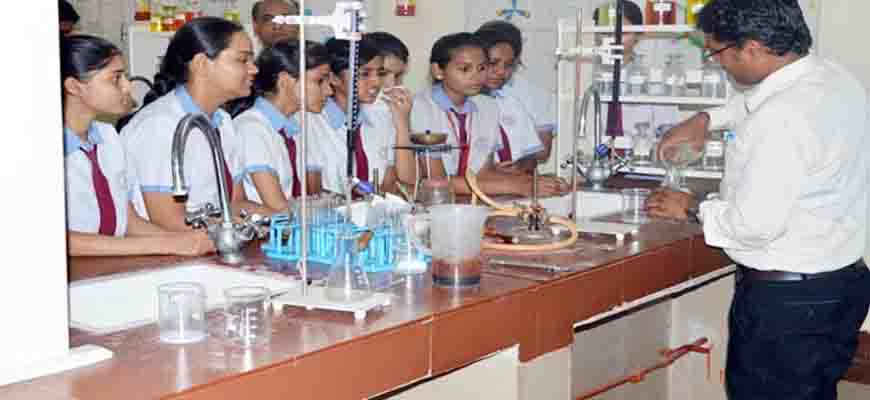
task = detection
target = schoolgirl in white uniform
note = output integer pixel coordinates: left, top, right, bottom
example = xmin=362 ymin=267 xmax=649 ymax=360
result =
xmin=121 ymin=17 xmax=273 ymax=231
xmin=477 ymin=20 xmax=557 ymax=161
xmin=61 ymin=34 xmax=212 ymax=256
xmin=309 ymin=37 xmax=414 ymax=194
xmin=410 ymin=32 xmax=567 ymax=197
xmin=231 ymin=41 xmax=333 ymax=211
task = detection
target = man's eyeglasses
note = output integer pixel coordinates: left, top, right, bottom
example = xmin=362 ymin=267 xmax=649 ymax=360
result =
xmin=703 ymin=44 xmax=736 ymax=60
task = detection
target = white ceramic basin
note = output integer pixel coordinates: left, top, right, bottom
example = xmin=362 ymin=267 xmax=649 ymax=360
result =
xmin=533 ymin=190 xmax=624 ymax=220
xmin=69 ymin=264 xmax=299 ymax=334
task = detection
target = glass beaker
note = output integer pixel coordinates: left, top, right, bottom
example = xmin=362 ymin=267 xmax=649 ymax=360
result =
xmin=158 ymin=282 xmax=207 ymax=344
xmin=631 ymin=122 xmax=654 ymax=164
xmin=663 ymin=54 xmax=686 ymax=97
xmin=701 ymin=62 xmax=727 ymax=99
xmin=660 ymin=143 xmax=703 ymax=190
xmin=223 ymin=286 xmax=272 ymax=348
xmin=428 ymin=205 xmax=490 ymax=289
xmin=626 ymin=54 xmax=649 ymax=96
xmin=621 ymin=188 xmax=651 ymax=224
xmin=417 ymin=178 xmax=453 ymax=208
xmin=325 ymin=229 xmax=373 ymax=302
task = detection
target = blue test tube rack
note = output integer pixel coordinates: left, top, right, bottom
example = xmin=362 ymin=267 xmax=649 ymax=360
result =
xmin=261 ymin=213 xmax=406 ymax=273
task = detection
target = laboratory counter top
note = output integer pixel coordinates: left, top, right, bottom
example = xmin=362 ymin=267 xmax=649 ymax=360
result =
xmin=2 ymin=211 xmax=737 ymax=400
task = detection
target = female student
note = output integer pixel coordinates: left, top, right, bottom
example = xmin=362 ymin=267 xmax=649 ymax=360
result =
xmin=231 ymin=41 xmax=333 ymax=211
xmin=477 ymin=20 xmax=557 ymax=161
xmin=309 ymin=37 xmax=415 ymax=195
xmin=365 ymin=31 xmax=409 ymax=89
xmin=62 ymin=34 xmax=213 ymax=256
xmin=409 ymin=32 xmax=566 ymax=197
xmin=475 ymin=24 xmax=546 ymax=173
xmin=122 ymin=17 xmax=275 ymax=232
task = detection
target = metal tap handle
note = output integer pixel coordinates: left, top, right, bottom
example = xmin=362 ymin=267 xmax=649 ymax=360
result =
xmin=185 ymin=203 xmax=222 ymax=229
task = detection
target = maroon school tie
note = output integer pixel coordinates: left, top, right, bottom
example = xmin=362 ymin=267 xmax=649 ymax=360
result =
xmin=606 ymin=102 xmax=624 ymax=136
xmin=497 ymin=125 xmax=512 ymax=162
xmin=279 ymin=128 xmax=302 ymax=197
xmin=452 ymin=111 xmax=470 ymax=176
xmin=81 ymin=146 xmax=117 ymax=236
xmin=353 ymin=126 xmax=369 ymax=182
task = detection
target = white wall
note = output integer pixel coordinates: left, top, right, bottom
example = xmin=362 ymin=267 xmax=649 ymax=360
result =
xmin=0 ymin=1 xmax=70 ymax=381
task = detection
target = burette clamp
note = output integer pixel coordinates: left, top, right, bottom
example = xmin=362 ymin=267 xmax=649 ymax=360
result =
xmin=271 ymin=1 xmax=366 ymax=40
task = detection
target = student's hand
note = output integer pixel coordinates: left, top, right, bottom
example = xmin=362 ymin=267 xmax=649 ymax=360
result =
xmin=657 ymin=113 xmax=709 ymax=163
xmin=645 ymin=189 xmax=697 ymax=220
xmin=383 ymin=86 xmax=412 ymax=120
xmin=170 ymin=230 xmax=216 ymax=256
xmin=520 ymin=175 xmax=570 ymax=198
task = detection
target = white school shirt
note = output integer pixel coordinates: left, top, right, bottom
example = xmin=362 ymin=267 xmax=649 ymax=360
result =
xmin=121 ymin=85 xmax=244 ymax=215
xmin=504 ymin=71 xmax=557 ymax=135
xmin=234 ymin=97 xmax=305 ymax=204
xmin=309 ymin=98 xmax=394 ymax=193
xmin=491 ymin=89 xmax=545 ymax=161
xmin=699 ymin=55 xmax=869 ymax=273
xmin=410 ymin=84 xmax=502 ymax=176
xmin=64 ymin=122 xmax=138 ymax=236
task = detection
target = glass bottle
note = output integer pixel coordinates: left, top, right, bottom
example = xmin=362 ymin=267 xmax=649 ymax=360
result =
xmin=135 ymin=0 xmax=151 ymax=22
xmin=645 ymin=0 xmax=676 ymax=25
xmin=184 ymin=0 xmax=202 ymax=22
xmin=686 ymin=0 xmax=709 ymax=26
xmin=701 ymin=61 xmax=727 ymax=98
xmin=596 ymin=1 xmax=617 ymax=26
xmin=149 ymin=6 xmax=163 ymax=32
xmin=646 ymin=65 xmax=665 ymax=96
xmin=224 ymin=0 xmax=241 ymax=23
xmin=161 ymin=0 xmax=178 ymax=32
xmin=631 ymin=122 xmax=654 ymax=164
xmin=325 ymin=229 xmax=372 ymax=303
xmin=703 ymin=130 xmax=726 ymax=170
xmin=663 ymin=54 xmax=686 ymax=97
xmin=626 ymin=54 xmax=649 ymax=96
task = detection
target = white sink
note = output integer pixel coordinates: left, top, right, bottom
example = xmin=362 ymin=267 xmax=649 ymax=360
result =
xmin=69 ymin=264 xmax=300 ymax=335
xmin=533 ymin=190 xmax=624 ymax=220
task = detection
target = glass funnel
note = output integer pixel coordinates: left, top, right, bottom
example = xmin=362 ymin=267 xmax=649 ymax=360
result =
xmin=325 ymin=229 xmax=373 ymax=303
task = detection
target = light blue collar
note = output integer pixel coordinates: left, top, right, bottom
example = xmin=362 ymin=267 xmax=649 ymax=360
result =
xmin=64 ymin=122 xmax=103 ymax=156
xmin=323 ymin=97 xmax=370 ymax=131
xmin=255 ymin=97 xmax=299 ymax=137
xmin=175 ymin=85 xmax=225 ymax=127
xmin=431 ymin=83 xmax=478 ymax=114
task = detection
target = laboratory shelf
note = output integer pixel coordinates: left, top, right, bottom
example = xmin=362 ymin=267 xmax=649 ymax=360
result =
xmin=600 ymin=95 xmax=728 ymax=106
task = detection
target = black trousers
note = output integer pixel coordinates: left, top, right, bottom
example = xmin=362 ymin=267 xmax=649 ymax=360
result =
xmin=726 ymin=260 xmax=870 ymax=400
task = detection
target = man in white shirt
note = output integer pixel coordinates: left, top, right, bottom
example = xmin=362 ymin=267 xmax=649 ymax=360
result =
xmin=251 ymin=0 xmax=298 ymax=54
xmin=649 ymin=1 xmax=870 ymax=398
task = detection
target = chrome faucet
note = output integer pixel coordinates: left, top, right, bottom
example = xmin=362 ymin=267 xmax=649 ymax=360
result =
xmin=564 ymin=85 xmax=628 ymax=219
xmin=171 ymin=113 xmax=259 ymax=264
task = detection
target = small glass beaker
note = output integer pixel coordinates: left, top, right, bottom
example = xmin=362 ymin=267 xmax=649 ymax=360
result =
xmin=158 ymin=282 xmax=207 ymax=344
xmin=621 ymin=188 xmax=651 ymax=224
xmin=417 ymin=178 xmax=453 ymax=208
xmin=223 ymin=286 xmax=272 ymax=348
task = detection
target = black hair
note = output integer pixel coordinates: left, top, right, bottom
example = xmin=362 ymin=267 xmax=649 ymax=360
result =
xmin=429 ymin=32 xmax=486 ymax=81
xmin=476 ymin=20 xmax=523 ymax=59
xmin=365 ymin=32 xmax=409 ymax=64
xmin=697 ymin=0 xmax=812 ymax=56
xmin=592 ymin=0 xmax=643 ymax=26
xmin=60 ymin=34 xmax=121 ymax=109
xmin=324 ymin=37 xmax=380 ymax=75
xmin=227 ymin=40 xmax=331 ymax=116
xmin=142 ymin=17 xmax=244 ymax=109
xmin=59 ymin=0 xmax=80 ymax=24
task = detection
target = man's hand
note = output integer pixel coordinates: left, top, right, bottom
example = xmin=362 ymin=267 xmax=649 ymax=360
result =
xmin=645 ymin=189 xmax=698 ymax=220
xmin=657 ymin=113 xmax=709 ymax=162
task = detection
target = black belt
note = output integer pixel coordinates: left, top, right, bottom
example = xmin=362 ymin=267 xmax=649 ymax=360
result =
xmin=736 ymin=260 xmax=866 ymax=282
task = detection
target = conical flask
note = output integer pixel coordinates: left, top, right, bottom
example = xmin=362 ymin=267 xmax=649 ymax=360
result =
xmin=325 ymin=229 xmax=373 ymax=303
